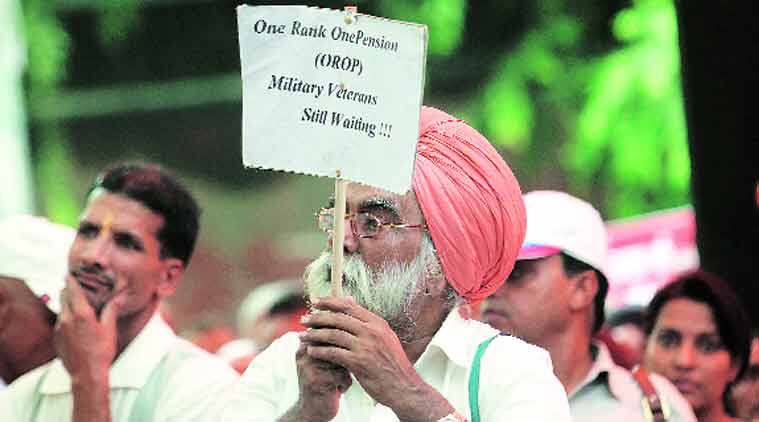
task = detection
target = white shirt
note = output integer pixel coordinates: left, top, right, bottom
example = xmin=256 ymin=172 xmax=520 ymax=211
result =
xmin=0 ymin=313 xmax=239 ymax=422
xmin=569 ymin=342 xmax=696 ymax=422
xmin=221 ymin=309 xmax=571 ymax=421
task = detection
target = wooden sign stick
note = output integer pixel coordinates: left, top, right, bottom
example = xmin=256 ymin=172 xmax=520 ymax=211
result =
xmin=330 ymin=5 xmax=357 ymax=298
xmin=330 ymin=172 xmax=347 ymax=297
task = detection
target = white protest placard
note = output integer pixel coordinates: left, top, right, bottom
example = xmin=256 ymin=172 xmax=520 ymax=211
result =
xmin=237 ymin=5 xmax=427 ymax=194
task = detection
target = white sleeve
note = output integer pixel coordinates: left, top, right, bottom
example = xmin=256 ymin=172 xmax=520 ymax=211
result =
xmin=220 ymin=333 xmax=301 ymax=422
xmin=156 ymin=348 xmax=241 ymax=422
xmin=0 ymin=366 xmax=46 ymax=421
xmin=0 ymin=386 xmax=18 ymax=421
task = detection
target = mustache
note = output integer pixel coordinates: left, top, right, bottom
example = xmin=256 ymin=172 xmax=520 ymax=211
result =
xmin=310 ymin=252 xmax=364 ymax=279
xmin=70 ymin=265 xmax=117 ymax=288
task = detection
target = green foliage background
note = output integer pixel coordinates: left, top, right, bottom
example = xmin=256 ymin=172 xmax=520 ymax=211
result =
xmin=22 ymin=0 xmax=690 ymax=221
xmin=384 ymin=0 xmax=691 ymax=218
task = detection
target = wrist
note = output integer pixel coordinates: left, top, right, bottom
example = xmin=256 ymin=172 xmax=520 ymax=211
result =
xmin=391 ymin=380 xmax=456 ymax=422
xmin=70 ymin=369 xmax=109 ymax=391
xmin=278 ymin=397 xmax=335 ymax=422
xmin=70 ymin=370 xmax=111 ymax=422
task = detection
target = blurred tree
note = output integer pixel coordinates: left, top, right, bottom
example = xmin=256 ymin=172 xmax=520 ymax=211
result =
xmin=21 ymin=0 xmax=141 ymax=224
xmin=674 ymin=0 xmax=757 ymax=325
xmin=19 ymin=0 xmax=705 ymax=327
xmin=380 ymin=0 xmax=466 ymax=56
xmin=22 ymin=0 xmax=77 ymax=224
xmin=569 ymin=0 xmax=689 ymax=218
xmin=469 ymin=0 xmax=690 ymax=219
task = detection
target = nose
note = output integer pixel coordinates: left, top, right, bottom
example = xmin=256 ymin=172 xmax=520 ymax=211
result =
xmin=342 ymin=218 xmax=359 ymax=254
xmin=326 ymin=216 xmax=359 ymax=254
xmin=79 ymin=234 xmax=112 ymax=269
xmin=674 ymin=342 xmax=697 ymax=370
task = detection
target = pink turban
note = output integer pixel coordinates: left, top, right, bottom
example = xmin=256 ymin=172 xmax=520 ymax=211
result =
xmin=412 ymin=106 xmax=526 ymax=304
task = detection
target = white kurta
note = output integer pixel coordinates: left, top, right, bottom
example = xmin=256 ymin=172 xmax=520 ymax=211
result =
xmin=222 ymin=309 xmax=571 ymax=421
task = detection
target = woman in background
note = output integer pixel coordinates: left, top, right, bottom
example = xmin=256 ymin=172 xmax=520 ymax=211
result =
xmin=643 ymin=270 xmax=752 ymax=422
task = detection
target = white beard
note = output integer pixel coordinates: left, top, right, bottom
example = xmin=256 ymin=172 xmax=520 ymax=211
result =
xmin=303 ymin=237 xmax=436 ymax=337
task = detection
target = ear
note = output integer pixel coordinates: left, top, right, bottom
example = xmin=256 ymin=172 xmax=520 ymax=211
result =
xmin=157 ymin=258 xmax=184 ymax=299
xmin=568 ymin=270 xmax=598 ymax=312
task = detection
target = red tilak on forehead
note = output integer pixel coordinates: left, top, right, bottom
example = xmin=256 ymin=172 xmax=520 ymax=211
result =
xmin=102 ymin=211 xmax=114 ymax=235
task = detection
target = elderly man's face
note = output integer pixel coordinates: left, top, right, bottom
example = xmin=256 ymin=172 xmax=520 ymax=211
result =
xmin=305 ymin=184 xmax=431 ymax=327
xmin=339 ymin=184 xmax=427 ymax=270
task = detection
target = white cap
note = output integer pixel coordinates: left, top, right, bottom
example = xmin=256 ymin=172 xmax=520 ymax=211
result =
xmin=237 ymin=279 xmax=303 ymax=335
xmin=519 ymin=191 xmax=607 ymax=276
xmin=216 ymin=338 xmax=257 ymax=363
xmin=0 ymin=215 xmax=75 ymax=313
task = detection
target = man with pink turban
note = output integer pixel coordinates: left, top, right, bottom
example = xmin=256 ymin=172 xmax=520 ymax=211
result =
xmin=222 ymin=106 xmax=571 ymax=422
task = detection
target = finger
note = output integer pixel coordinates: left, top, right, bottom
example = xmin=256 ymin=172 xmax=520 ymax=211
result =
xmin=298 ymin=336 xmax=345 ymax=371
xmin=300 ymin=327 xmax=355 ymax=350
xmin=64 ymin=276 xmax=95 ymax=317
xmin=341 ymin=296 xmax=378 ymax=323
xmin=58 ymin=285 xmax=70 ymax=318
xmin=311 ymin=296 xmax=373 ymax=323
xmin=301 ymin=311 xmax=364 ymax=335
xmin=99 ymin=285 xmax=128 ymax=330
xmin=306 ymin=344 xmax=354 ymax=369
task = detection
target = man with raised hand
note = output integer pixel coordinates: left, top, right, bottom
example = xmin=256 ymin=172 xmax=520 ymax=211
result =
xmin=482 ymin=190 xmax=696 ymax=421
xmin=0 ymin=163 xmax=238 ymax=421
xmin=223 ymin=106 xmax=570 ymax=422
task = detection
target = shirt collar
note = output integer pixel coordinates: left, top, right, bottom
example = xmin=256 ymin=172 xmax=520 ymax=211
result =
xmin=423 ymin=307 xmax=500 ymax=369
xmin=41 ymin=312 xmax=176 ymax=394
xmin=569 ymin=341 xmax=622 ymax=399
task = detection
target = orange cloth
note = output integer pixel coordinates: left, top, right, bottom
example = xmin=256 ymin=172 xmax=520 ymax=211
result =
xmin=413 ymin=106 xmax=526 ymax=303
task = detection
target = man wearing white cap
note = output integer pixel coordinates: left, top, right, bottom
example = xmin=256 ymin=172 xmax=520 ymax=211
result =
xmin=0 ymin=215 xmax=75 ymax=387
xmin=482 ymin=190 xmax=696 ymax=421
xmin=235 ymin=278 xmax=306 ymax=352
xmin=217 ymin=279 xmax=307 ymax=372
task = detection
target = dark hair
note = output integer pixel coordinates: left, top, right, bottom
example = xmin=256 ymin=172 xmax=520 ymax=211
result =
xmin=86 ymin=162 xmax=200 ymax=265
xmin=561 ymin=253 xmax=607 ymax=333
xmin=645 ymin=269 xmax=752 ymax=380
xmin=607 ymin=305 xmax=646 ymax=330
xmin=268 ymin=294 xmax=307 ymax=317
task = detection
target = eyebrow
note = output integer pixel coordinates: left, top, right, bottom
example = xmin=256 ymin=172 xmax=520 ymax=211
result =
xmin=78 ymin=220 xmax=98 ymax=229
xmin=357 ymin=197 xmax=401 ymax=220
xmin=325 ymin=195 xmax=402 ymax=220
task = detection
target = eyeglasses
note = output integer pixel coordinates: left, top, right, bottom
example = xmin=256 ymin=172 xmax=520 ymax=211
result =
xmin=316 ymin=208 xmax=425 ymax=239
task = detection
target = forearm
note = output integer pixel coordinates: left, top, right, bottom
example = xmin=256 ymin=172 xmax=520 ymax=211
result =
xmin=71 ymin=373 xmax=111 ymax=422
